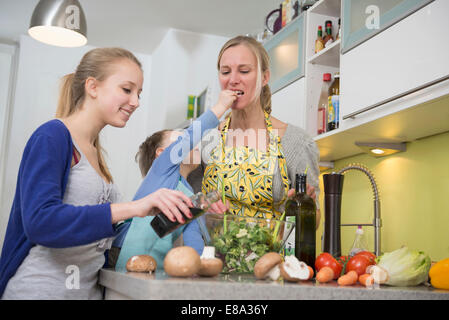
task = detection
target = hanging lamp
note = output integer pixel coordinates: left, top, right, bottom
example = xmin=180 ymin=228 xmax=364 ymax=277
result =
xmin=28 ymin=0 xmax=87 ymax=47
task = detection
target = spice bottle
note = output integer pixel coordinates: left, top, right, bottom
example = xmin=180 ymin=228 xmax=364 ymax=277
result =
xmin=151 ymin=190 xmax=220 ymax=238
xmin=315 ymin=26 xmax=325 ymax=54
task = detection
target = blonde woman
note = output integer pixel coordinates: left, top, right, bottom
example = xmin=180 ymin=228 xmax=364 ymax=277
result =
xmin=198 ymin=36 xmax=321 ymax=224
xmin=0 ymin=48 xmax=192 ymax=299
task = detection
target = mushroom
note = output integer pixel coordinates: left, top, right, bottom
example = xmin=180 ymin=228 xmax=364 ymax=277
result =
xmin=198 ymin=246 xmax=223 ymax=277
xmin=126 ymin=255 xmax=157 ymax=273
xmin=163 ymin=246 xmax=201 ymax=277
xmin=254 ymin=252 xmax=283 ymax=281
xmin=279 ymin=255 xmax=311 ymax=282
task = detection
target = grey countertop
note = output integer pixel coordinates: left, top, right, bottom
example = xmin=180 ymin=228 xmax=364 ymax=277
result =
xmin=99 ymin=268 xmax=449 ymax=300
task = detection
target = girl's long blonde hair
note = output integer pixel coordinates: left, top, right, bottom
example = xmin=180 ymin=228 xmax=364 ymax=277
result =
xmin=217 ymin=36 xmax=272 ymax=114
xmin=56 ymin=48 xmax=142 ymax=183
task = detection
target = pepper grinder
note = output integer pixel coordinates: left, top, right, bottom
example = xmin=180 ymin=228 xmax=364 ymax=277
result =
xmin=322 ymin=173 xmax=344 ymax=257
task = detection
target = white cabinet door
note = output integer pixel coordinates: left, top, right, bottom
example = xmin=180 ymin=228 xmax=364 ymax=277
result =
xmin=340 ymin=0 xmax=449 ymax=125
xmin=271 ymin=77 xmax=306 ymax=129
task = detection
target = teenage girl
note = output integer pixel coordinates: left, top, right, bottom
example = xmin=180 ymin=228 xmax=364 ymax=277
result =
xmin=0 ymin=48 xmax=193 ymax=299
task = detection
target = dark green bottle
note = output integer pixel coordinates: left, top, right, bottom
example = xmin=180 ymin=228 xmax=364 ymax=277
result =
xmin=285 ymin=174 xmax=316 ymax=270
xmin=297 ymin=174 xmax=316 ymax=271
xmin=284 ymin=177 xmax=300 ymax=257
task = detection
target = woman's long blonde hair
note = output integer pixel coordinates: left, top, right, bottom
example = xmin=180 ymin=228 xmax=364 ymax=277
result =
xmin=217 ymin=36 xmax=272 ymax=114
xmin=56 ymin=48 xmax=142 ymax=183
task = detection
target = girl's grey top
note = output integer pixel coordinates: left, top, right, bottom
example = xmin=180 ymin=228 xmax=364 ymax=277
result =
xmin=188 ymin=123 xmax=321 ymax=211
xmin=2 ymin=140 xmax=120 ymax=300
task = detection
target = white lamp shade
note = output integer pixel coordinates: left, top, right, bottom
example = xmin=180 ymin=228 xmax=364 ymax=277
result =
xmin=29 ymin=0 xmax=87 ymax=47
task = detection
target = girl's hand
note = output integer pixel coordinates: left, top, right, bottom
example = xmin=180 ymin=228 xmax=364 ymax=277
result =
xmin=211 ymin=90 xmax=238 ymax=119
xmin=208 ymin=199 xmax=229 ymax=214
xmin=139 ymin=188 xmax=194 ymax=223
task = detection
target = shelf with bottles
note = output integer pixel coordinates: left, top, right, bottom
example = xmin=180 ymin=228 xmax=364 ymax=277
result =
xmin=303 ymin=0 xmax=342 ymax=140
xmin=307 ymin=38 xmax=340 ymax=68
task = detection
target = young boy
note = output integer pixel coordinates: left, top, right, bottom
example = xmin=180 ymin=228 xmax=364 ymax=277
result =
xmin=111 ymin=90 xmax=236 ymax=270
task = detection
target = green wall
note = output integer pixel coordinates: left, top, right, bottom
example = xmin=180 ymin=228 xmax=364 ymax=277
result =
xmin=317 ymin=131 xmax=449 ymax=262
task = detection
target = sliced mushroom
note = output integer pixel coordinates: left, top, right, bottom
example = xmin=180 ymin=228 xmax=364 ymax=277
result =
xmin=279 ymin=255 xmax=311 ymax=282
xmin=254 ymin=252 xmax=283 ymax=280
xmin=369 ymin=265 xmax=389 ymax=284
xmin=126 ymin=255 xmax=157 ymax=273
xmin=164 ymin=246 xmax=201 ymax=277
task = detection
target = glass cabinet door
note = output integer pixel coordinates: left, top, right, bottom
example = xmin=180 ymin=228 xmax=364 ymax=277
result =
xmin=264 ymin=13 xmax=305 ymax=94
xmin=342 ymin=0 xmax=434 ymax=54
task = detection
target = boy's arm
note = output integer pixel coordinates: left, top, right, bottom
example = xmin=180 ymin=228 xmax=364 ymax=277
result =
xmin=182 ymin=219 xmax=205 ymax=256
xmin=152 ymin=90 xmax=237 ymax=172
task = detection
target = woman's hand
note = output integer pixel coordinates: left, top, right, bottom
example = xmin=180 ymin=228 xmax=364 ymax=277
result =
xmin=287 ymin=184 xmax=316 ymax=201
xmin=208 ymin=199 xmax=230 ymax=214
xmin=111 ymin=188 xmax=194 ymax=224
xmin=211 ymin=90 xmax=238 ymax=119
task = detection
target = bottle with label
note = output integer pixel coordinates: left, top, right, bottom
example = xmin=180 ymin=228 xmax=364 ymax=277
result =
xmin=151 ymin=190 xmax=220 ymax=238
xmin=336 ymin=18 xmax=341 ymax=40
xmin=327 ymin=73 xmax=340 ymax=131
xmin=285 ymin=174 xmax=316 ymax=270
xmin=323 ymin=20 xmax=334 ymax=47
xmin=349 ymin=226 xmax=369 ymax=257
xmin=282 ymin=0 xmax=288 ymax=28
xmin=317 ymin=73 xmax=331 ymax=135
xmin=315 ymin=26 xmax=325 ymax=54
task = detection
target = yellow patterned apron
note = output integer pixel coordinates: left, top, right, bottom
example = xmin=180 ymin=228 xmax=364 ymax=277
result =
xmin=202 ymin=111 xmax=289 ymax=219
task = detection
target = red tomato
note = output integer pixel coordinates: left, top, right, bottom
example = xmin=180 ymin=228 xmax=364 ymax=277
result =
xmin=315 ymin=253 xmax=343 ymax=279
xmin=346 ymin=255 xmax=374 ymax=276
xmin=355 ymin=251 xmax=376 ymax=264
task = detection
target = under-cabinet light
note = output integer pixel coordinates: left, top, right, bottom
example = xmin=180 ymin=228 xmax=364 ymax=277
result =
xmin=355 ymin=142 xmax=406 ymax=157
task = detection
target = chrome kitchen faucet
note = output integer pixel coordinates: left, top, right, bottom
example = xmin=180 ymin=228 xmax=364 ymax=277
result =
xmin=337 ymin=163 xmax=382 ymax=256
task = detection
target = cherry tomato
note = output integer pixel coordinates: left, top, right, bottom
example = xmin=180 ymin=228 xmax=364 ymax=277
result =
xmin=315 ymin=253 xmax=343 ymax=279
xmin=355 ymin=251 xmax=377 ymax=264
xmin=346 ymin=255 xmax=374 ymax=276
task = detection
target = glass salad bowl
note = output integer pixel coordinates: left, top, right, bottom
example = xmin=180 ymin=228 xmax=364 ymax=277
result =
xmin=199 ymin=213 xmax=294 ymax=274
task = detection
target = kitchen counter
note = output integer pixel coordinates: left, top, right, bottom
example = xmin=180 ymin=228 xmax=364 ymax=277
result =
xmin=99 ymin=268 xmax=449 ymax=300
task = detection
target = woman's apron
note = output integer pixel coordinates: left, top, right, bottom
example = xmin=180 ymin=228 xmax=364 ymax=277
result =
xmin=202 ymin=111 xmax=289 ymax=220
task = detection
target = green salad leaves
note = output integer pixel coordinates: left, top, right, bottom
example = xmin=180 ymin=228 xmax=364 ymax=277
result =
xmin=212 ymin=219 xmax=281 ymax=273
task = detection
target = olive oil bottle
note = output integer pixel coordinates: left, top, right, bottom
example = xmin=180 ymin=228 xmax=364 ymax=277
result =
xmin=285 ymin=174 xmax=316 ymax=269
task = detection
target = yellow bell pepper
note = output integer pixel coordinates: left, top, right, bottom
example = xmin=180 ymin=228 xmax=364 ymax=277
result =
xmin=429 ymin=258 xmax=449 ymax=290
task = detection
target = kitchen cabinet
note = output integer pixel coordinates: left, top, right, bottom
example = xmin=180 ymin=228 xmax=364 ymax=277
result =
xmin=304 ymin=0 xmax=341 ymax=138
xmin=312 ymin=0 xmax=449 ymax=162
xmin=264 ymin=13 xmax=306 ymax=94
xmin=340 ymin=0 xmax=448 ymax=125
xmin=271 ymin=78 xmax=306 ymax=130
xmin=341 ymin=0 xmax=434 ymax=54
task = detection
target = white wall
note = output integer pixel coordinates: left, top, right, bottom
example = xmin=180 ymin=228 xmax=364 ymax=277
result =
xmin=0 ymin=35 xmax=153 ymax=249
xmin=147 ymin=28 xmax=228 ymax=131
xmin=0 ymin=43 xmax=17 ymax=218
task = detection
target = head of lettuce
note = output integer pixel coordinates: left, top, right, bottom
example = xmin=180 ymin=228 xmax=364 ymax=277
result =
xmin=376 ymin=246 xmax=431 ymax=287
